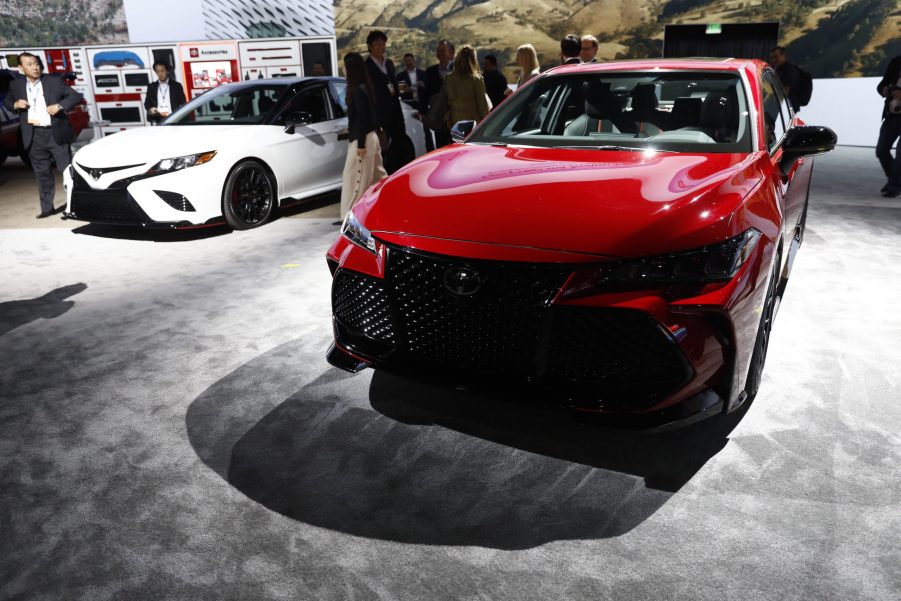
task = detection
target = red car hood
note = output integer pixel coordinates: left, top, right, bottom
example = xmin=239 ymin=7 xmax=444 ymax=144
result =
xmin=362 ymin=144 xmax=764 ymax=258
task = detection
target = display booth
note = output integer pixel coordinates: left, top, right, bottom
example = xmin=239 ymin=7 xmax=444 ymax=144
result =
xmin=0 ymin=35 xmax=337 ymax=139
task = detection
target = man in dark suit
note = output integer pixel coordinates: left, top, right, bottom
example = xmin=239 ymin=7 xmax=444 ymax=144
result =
xmin=876 ymin=54 xmax=901 ymax=197
xmin=423 ymin=39 xmax=454 ymax=149
xmin=365 ymin=30 xmax=408 ymax=173
xmin=396 ymin=53 xmax=431 ymax=152
xmin=561 ymin=34 xmax=582 ymax=65
xmin=3 ymin=52 xmax=83 ymax=218
xmin=145 ymin=61 xmax=187 ymax=124
xmin=482 ymin=55 xmax=508 ymax=110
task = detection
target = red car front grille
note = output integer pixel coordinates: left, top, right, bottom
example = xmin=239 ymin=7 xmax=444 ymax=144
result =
xmin=332 ymin=245 xmax=693 ymax=407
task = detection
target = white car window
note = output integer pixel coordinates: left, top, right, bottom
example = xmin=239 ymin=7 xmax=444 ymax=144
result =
xmin=276 ymin=85 xmax=331 ymax=124
xmin=166 ymin=84 xmax=287 ymax=125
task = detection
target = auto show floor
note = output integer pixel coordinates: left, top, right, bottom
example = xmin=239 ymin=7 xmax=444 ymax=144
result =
xmin=1 ymin=147 xmax=899 ymax=600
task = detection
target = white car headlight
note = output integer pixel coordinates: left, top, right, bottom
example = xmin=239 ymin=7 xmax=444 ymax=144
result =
xmin=342 ymin=211 xmax=376 ymax=253
xmin=148 ymin=151 xmax=217 ymax=174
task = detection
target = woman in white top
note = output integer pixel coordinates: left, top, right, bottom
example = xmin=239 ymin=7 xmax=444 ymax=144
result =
xmin=516 ymin=44 xmax=541 ymax=87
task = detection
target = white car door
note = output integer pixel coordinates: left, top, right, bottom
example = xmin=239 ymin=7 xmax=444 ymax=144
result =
xmin=267 ymin=83 xmax=347 ymax=197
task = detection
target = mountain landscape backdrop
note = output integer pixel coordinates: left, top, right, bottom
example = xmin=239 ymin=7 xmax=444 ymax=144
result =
xmin=335 ymin=0 xmax=901 ymax=79
xmin=0 ymin=0 xmax=897 ymax=80
xmin=0 ymin=0 xmax=127 ymax=47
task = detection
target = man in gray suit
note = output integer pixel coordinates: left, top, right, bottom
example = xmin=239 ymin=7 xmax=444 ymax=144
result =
xmin=3 ymin=52 xmax=83 ymax=218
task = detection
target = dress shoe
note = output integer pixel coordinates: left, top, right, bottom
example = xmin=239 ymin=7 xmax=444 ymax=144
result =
xmin=36 ymin=211 xmax=53 ymax=219
xmin=882 ymin=188 xmax=900 ymax=198
xmin=51 ymin=204 xmax=65 ymax=214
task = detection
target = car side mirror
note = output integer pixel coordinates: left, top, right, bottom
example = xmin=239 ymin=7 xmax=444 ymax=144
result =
xmin=450 ymin=120 xmax=476 ymax=142
xmin=780 ymin=125 xmax=837 ymax=176
xmin=284 ymin=111 xmax=313 ymax=134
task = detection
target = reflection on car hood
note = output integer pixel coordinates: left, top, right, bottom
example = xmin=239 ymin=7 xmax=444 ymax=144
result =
xmin=73 ymin=125 xmax=259 ymax=167
xmin=362 ymin=144 xmax=764 ymax=258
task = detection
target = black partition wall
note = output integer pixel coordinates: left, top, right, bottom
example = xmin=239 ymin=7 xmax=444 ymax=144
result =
xmin=663 ymin=23 xmax=780 ymax=61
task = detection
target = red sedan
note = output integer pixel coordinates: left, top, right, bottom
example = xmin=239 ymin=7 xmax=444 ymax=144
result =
xmin=325 ymin=58 xmax=836 ymax=430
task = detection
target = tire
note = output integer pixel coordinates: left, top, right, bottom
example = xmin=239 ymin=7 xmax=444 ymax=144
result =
xmin=744 ymin=250 xmax=781 ymax=403
xmin=0 ymin=152 xmax=6 ymax=167
xmin=222 ymin=160 xmax=275 ymax=230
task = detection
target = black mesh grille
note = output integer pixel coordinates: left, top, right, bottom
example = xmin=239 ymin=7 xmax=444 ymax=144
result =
xmin=333 ymin=270 xmax=394 ymax=343
xmin=387 ymin=246 xmax=569 ymax=375
xmin=333 ymin=245 xmax=693 ymax=403
xmin=546 ymin=307 xmax=690 ymax=395
xmin=70 ymin=170 xmax=150 ymax=224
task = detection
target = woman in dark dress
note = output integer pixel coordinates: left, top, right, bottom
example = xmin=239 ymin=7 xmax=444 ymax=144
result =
xmin=340 ymin=52 xmax=387 ymax=217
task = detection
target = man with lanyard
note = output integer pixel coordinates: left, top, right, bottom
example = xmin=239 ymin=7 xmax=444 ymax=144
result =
xmin=145 ymin=62 xmax=186 ymax=125
xmin=876 ymin=53 xmax=901 ymax=197
xmin=2 ymin=52 xmax=82 ymax=218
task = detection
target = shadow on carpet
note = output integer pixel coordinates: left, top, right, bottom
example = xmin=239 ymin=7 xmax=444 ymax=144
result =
xmin=0 ymin=282 xmax=87 ymax=337
xmin=187 ymin=337 xmax=748 ymax=550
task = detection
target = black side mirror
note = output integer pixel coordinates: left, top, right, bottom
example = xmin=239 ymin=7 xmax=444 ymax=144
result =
xmin=780 ymin=125 xmax=837 ymax=176
xmin=284 ymin=111 xmax=313 ymax=134
xmin=450 ymin=120 xmax=476 ymax=142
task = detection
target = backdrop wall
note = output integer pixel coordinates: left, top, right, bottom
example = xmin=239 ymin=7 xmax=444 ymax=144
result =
xmin=802 ymin=77 xmax=886 ymax=148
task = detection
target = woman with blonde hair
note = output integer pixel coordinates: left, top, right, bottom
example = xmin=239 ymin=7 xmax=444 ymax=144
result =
xmin=444 ymin=45 xmax=491 ymax=127
xmin=516 ymin=43 xmax=541 ymax=86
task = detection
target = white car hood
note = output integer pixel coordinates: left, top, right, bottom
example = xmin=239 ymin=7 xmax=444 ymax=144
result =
xmin=74 ymin=125 xmax=257 ymax=168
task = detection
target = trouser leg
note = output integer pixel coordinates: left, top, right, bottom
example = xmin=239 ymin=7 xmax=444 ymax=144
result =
xmin=28 ymin=129 xmax=56 ymax=214
xmin=434 ymin=127 xmax=452 ymax=148
xmin=890 ymin=120 xmax=901 ymax=189
xmin=875 ymin=118 xmax=899 ymax=180
xmin=424 ymin=123 xmax=434 ymax=152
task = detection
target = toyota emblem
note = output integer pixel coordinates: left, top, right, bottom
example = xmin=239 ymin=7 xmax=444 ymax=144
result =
xmin=444 ymin=266 xmax=482 ymax=296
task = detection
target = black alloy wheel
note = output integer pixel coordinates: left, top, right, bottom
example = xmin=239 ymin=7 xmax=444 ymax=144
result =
xmin=223 ymin=160 xmax=275 ymax=230
xmin=744 ymin=250 xmax=781 ymax=403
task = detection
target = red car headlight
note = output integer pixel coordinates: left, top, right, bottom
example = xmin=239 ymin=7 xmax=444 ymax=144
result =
xmin=559 ymin=229 xmax=761 ymax=301
xmin=600 ymin=229 xmax=761 ymax=285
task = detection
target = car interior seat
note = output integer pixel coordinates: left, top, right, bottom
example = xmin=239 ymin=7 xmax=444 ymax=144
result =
xmin=699 ymin=87 xmax=739 ymax=143
xmin=628 ymin=83 xmax=664 ymax=136
xmin=669 ymin=97 xmax=703 ymax=130
xmin=565 ymin=81 xmax=636 ymax=136
xmin=257 ymin=94 xmax=275 ymax=115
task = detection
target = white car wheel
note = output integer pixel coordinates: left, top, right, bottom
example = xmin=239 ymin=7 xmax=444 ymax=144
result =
xmin=223 ymin=160 xmax=275 ymax=230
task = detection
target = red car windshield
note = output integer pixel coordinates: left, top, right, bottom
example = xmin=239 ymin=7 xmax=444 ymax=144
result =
xmin=473 ymin=71 xmax=753 ymax=153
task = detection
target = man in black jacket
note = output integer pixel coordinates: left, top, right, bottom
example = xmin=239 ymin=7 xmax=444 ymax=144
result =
xmin=423 ymin=39 xmax=454 ymax=149
xmin=876 ymin=54 xmax=901 ymax=197
xmin=365 ymin=30 xmax=408 ymax=173
xmin=145 ymin=62 xmax=187 ymax=124
xmin=3 ymin=52 xmax=83 ymax=218
xmin=482 ymin=55 xmax=508 ymax=109
xmin=769 ymin=47 xmax=803 ymax=113
xmin=397 ymin=53 xmax=431 ymax=152
xmin=561 ymin=35 xmax=582 ymax=65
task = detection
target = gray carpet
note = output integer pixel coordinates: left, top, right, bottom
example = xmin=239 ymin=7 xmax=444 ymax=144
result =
xmin=1 ymin=147 xmax=899 ymax=600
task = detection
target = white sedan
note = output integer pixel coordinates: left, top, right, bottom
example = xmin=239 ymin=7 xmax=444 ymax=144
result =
xmin=65 ymin=77 xmax=426 ymax=229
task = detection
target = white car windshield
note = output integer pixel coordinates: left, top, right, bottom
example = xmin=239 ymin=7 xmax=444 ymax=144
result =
xmin=471 ymin=71 xmax=753 ymax=153
xmin=165 ymin=83 xmax=287 ymax=125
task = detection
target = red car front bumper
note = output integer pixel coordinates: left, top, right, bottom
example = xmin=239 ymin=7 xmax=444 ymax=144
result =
xmin=326 ymin=231 xmax=772 ymax=431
